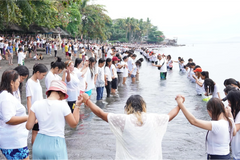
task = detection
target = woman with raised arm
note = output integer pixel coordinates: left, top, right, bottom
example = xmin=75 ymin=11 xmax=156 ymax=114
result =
xmin=0 ymin=70 xmax=29 ymax=160
xmin=176 ymin=95 xmax=235 ymax=160
xmin=79 ymin=93 xmax=180 ymax=159
xmin=26 ymin=80 xmax=80 ymax=160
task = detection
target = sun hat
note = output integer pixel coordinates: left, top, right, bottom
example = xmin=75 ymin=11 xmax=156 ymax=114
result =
xmin=46 ymin=80 xmax=68 ymax=99
xmin=112 ymin=56 xmax=120 ymax=61
xmin=193 ymin=68 xmax=202 ymax=72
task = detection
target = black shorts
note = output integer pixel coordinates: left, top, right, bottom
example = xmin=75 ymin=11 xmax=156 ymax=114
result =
xmin=32 ymin=123 xmax=39 ymax=131
xmin=112 ymin=78 xmax=118 ymax=89
xmin=151 ymin=61 xmax=154 ymax=63
xmin=68 ymin=53 xmax=71 ymax=57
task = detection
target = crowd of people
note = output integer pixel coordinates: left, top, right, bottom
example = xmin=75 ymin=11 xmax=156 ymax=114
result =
xmin=0 ymin=35 xmax=240 ymax=160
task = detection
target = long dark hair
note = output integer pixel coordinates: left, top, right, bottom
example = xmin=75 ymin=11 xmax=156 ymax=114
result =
xmin=224 ymin=78 xmax=240 ymax=88
xmin=105 ymin=58 xmax=112 ymax=67
xmin=33 ymin=63 xmax=48 ymax=75
xmin=204 ymin=78 xmax=215 ymax=94
xmin=207 ymin=98 xmax=232 ymax=128
xmin=201 ymin=71 xmax=209 ymax=79
xmin=226 ymin=91 xmax=240 ymax=119
xmin=0 ymin=70 xmax=19 ymax=94
xmin=14 ymin=66 xmax=29 ymax=94
xmin=74 ymin=58 xmax=83 ymax=68
xmin=89 ymin=57 xmax=96 ymax=79
xmin=51 ymin=57 xmax=64 ymax=70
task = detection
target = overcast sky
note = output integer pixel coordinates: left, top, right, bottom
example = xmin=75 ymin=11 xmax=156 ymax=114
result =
xmin=91 ymin=0 xmax=240 ymax=44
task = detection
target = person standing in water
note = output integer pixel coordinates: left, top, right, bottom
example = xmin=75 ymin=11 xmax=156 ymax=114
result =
xmin=176 ymin=95 xmax=235 ymax=160
xmin=26 ymin=64 xmax=48 ymax=144
xmin=152 ymin=54 xmax=167 ymax=80
xmin=78 ymin=93 xmax=180 ymax=159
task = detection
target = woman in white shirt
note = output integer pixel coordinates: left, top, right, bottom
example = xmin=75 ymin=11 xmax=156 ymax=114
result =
xmin=62 ymin=60 xmax=80 ymax=113
xmin=45 ymin=57 xmax=64 ymax=90
xmin=122 ymin=56 xmax=129 ymax=85
xmin=14 ymin=66 xmax=29 ymax=103
xmin=176 ymin=95 xmax=234 ymax=160
xmin=226 ymin=91 xmax=240 ymax=160
xmin=26 ymin=63 xmax=48 ymax=144
xmin=78 ymin=93 xmax=180 ymax=159
xmin=74 ymin=58 xmax=88 ymax=95
xmin=0 ymin=70 xmax=29 ymax=160
xmin=203 ymin=78 xmax=221 ymax=99
xmin=111 ymin=57 xmax=119 ymax=94
xmin=26 ymin=80 xmax=81 ymax=160
xmin=17 ymin=48 xmax=26 ymax=66
xmin=85 ymin=57 xmax=97 ymax=97
xmin=104 ymin=58 xmax=112 ymax=97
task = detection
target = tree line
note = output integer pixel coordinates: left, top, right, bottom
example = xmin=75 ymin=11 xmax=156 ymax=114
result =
xmin=0 ymin=0 xmax=164 ymax=43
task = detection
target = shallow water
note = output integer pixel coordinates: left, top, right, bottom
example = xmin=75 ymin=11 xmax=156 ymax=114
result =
xmin=1 ymin=43 xmax=239 ymax=159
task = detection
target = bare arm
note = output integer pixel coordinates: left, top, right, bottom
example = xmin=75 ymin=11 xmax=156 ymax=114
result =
xmin=168 ymin=106 xmax=180 ymax=122
xmin=82 ymin=93 xmax=108 ymax=122
xmin=27 ymin=96 xmax=32 ymax=114
xmin=176 ymin=95 xmax=212 ymax=130
xmin=65 ymin=96 xmax=81 ymax=128
xmin=6 ymin=116 xmax=28 ymax=125
xmin=26 ymin=110 xmax=36 ymax=130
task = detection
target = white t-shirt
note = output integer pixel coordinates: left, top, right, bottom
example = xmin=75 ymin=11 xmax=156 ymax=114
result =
xmin=31 ymin=99 xmax=71 ymax=138
xmin=211 ymin=84 xmax=219 ymax=98
xmin=107 ymin=49 xmax=113 ymax=59
xmin=122 ymin=61 xmax=128 ymax=77
xmin=0 ymin=91 xmax=28 ymax=149
xmin=108 ymin=113 xmax=169 ymax=160
xmin=116 ymin=62 xmax=123 ymax=73
xmin=189 ymin=69 xmax=196 ymax=83
xmin=26 ymin=78 xmax=43 ymax=106
xmin=110 ymin=64 xmax=118 ymax=78
xmin=0 ymin=42 xmax=3 ymax=49
xmin=196 ymin=77 xmax=204 ymax=95
xmin=74 ymin=67 xmax=86 ymax=92
xmin=105 ymin=66 xmax=112 ymax=82
xmin=158 ymin=58 xmax=167 ymax=72
xmin=54 ymin=44 xmax=57 ymax=50
xmin=131 ymin=63 xmax=138 ymax=76
xmin=207 ymin=120 xmax=231 ymax=155
xmin=96 ymin=66 xmax=105 ymax=87
xmin=13 ymin=88 xmax=21 ymax=103
xmin=65 ymin=72 xmax=80 ymax=101
xmin=232 ymin=112 xmax=240 ymax=159
xmin=45 ymin=71 xmax=62 ymax=90
xmin=85 ymin=67 xmax=96 ymax=91
xmin=74 ymin=45 xmax=78 ymax=51
xmin=17 ymin=52 xmax=26 ymax=65
xmin=128 ymin=57 xmax=134 ymax=72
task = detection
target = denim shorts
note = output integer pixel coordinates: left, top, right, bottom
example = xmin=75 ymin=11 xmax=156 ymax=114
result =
xmin=1 ymin=146 xmax=29 ymax=160
xmin=131 ymin=74 xmax=136 ymax=78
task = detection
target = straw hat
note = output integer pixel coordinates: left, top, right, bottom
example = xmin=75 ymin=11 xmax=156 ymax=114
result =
xmin=46 ymin=80 xmax=68 ymax=99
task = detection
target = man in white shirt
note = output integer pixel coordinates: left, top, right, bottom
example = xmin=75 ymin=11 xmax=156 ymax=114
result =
xmin=18 ymin=48 xmax=26 ymax=66
xmin=107 ymin=47 xmax=115 ymax=59
xmin=152 ymin=54 xmax=167 ymax=80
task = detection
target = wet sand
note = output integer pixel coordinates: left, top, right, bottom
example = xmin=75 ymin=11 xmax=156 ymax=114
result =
xmin=0 ymin=49 xmax=208 ymax=160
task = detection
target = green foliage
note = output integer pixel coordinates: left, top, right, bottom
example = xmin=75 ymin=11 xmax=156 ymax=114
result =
xmin=108 ymin=17 xmax=164 ymax=43
xmin=0 ymin=0 xmax=164 ymax=42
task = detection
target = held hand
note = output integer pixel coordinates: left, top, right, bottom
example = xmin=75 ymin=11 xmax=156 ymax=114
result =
xmin=80 ymin=93 xmax=89 ymax=103
xmin=175 ymin=95 xmax=185 ymax=103
xmin=152 ymin=63 xmax=155 ymax=66
xmin=76 ymin=95 xmax=83 ymax=106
